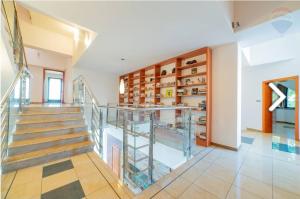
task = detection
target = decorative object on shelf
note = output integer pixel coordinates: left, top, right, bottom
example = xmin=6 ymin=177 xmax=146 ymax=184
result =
xmin=161 ymin=70 xmax=167 ymax=76
xmin=156 ymin=94 xmax=161 ymax=98
xmin=186 ymin=60 xmax=197 ymax=65
xmin=191 ymin=68 xmax=197 ymax=74
xmin=165 ymin=89 xmax=173 ymax=98
xmin=201 ymin=77 xmax=206 ymax=83
xmin=177 ymin=89 xmax=187 ymax=96
xmin=156 ymin=82 xmax=160 ymax=87
xmin=150 ymin=78 xmax=155 ymax=82
xmin=198 ymin=100 xmax=206 ymax=111
xmin=192 ymin=88 xmax=198 ymax=95
xmin=198 ymin=116 xmax=206 ymax=125
xmin=185 ymin=79 xmax=191 ymax=85
xmin=196 ymin=131 xmax=206 ymax=139
xmin=177 ymin=103 xmax=188 ymax=106
xmin=172 ymin=102 xmax=176 ymax=106
xmin=172 ymin=68 xmax=176 ymax=74
xmin=177 ymin=80 xmax=181 ymax=86
xmin=198 ymin=89 xmax=206 ymax=95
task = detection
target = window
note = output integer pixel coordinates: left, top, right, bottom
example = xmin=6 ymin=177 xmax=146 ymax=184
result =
xmin=287 ymin=88 xmax=296 ymax=108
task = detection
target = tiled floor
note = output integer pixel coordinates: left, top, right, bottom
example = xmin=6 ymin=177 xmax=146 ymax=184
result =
xmin=1 ymin=152 xmax=133 ymax=199
xmin=137 ymin=130 xmax=300 ymax=199
xmin=2 ymin=130 xmax=300 ymax=199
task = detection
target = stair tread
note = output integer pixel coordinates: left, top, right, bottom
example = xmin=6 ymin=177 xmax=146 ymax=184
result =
xmin=9 ymin=131 xmax=89 ymax=148
xmin=17 ymin=117 xmax=83 ymax=125
xmin=4 ymin=141 xmax=93 ymax=163
xmin=15 ymin=124 xmax=86 ymax=134
xmin=19 ymin=111 xmax=81 ymax=116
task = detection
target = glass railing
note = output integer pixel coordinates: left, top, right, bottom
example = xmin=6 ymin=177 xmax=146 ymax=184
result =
xmin=1 ymin=1 xmax=30 ymax=171
xmin=0 ymin=68 xmax=30 ymax=167
xmin=73 ymin=76 xmax=104 ymax=155
xmin=73 ymin=76 xmax=206 ymax=194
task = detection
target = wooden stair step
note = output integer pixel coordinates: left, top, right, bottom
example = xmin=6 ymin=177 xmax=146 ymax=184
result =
xmin=9 ymin=131 xmax=89 ymax=148
xmin=18 ymin=111 xmax=81 ymax=116
xmin=17 ymin=118 xmax=82 ymax=125
xmin=15 ymin=124 xmax=86 ymax=134
xmin=4 ymin=141 xmax=93 ymax=163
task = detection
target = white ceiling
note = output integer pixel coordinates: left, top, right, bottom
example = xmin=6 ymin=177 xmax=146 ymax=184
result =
xmin=20 ymin=1 xmax=235 ymax=74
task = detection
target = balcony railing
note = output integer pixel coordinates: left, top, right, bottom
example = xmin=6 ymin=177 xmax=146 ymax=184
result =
xmin=73 ymin=76 xmax=204 ymax=194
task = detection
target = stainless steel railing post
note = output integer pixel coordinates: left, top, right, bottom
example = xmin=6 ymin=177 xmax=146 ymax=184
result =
xmin=98 ymin=109 xmax=103 ymax=155
xmin=148 ymin=111 xmax=154 ymax=184
xmin=187 ymin=109 xmax=192 ymax=159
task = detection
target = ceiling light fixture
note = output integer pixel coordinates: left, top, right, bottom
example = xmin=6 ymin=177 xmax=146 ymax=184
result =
xmin=119 ymin=79 xmax=125 ymax=94
xmin=121 ymin=58 xmax=125 ymax=61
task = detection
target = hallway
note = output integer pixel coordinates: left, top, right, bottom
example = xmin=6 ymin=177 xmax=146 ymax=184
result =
xmin=2 ymin=130 xmax=300 ymax=199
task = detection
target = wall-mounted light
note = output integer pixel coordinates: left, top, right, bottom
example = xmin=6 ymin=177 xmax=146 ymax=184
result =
xmin=119 ymin=79 xmax=125 ymax=94
xmin=73 ymin=27 xmax=79 ymax=42
xmin=84 ymin=32 xmax=91 ymax=47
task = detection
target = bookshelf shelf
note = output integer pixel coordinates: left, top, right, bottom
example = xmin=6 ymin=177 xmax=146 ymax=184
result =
xmin=177 ymin=61 xmax=207 ymax=70
xmin=119 ymin=47 xmax=212 ymax=147
xmin=177 ymin=72 xmax=206 ymax=79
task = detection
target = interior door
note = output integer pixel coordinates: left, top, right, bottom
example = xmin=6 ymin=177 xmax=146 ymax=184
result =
xmin=48 ymin=77 xmax=62 ymax=103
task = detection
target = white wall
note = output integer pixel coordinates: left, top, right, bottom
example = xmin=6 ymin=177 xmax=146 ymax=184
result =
xmin=0 ymin=34 xmax=18 ymax=98
xmin=25 ymin=47 xmax=72 ymax=69
xmin=234 ymin=1 xmax=300 ymax=32
xmin=212 ymin=43 xmax=241 ymax=149
xmin=20 ymin=21 xmax=73 ymax=56
xmin=28 ymin=65 xmax=43 ymax=103
xmin=72 ymin=67 xmax=119 ymax=105
xmin=242 ymin=33 xmax=300 ymax=140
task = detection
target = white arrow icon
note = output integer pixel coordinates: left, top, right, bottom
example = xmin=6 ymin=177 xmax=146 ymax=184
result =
xmin=269 ymin=83 xmax=286 ymax=112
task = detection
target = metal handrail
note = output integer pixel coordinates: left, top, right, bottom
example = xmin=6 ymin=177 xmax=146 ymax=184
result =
xmin=1 ymin=0 xmax=28 ymax=69
xmin=73 ymin=75 xmax=100 ymax=106
xmin=0 ymin=66 xmax=30 ymax=107
xmin=13 ymin=1 xmax=28 ymax=67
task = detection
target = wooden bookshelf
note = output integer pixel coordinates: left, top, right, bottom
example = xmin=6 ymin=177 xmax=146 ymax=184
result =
xmin=119 ymin=47 xmax=212 ymax=147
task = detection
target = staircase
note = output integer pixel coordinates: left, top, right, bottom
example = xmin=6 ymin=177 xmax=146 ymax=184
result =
xmin=2 ymin=105 xmax=94 ymax=173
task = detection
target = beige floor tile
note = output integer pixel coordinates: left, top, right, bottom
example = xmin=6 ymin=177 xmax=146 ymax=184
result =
xmin=74 ymin=161 xmax=99 ymax=178
xmin=6 ymin=181 xmax=41 ymax=199
xmin=273 ymin=174 xmax=300 ymax=196
xmin=239 ymin=163 xmax=272 ymax=185
xmin=234 ymin=174 xmax=272 ymax=199
xmin=178 ymin=184 xmax=218 ymax=199
xmin=152 ymin=190 xmax=174 ymax=199
xmin=194 ymin=173 xmax=231 ymax=199
xmin=134 ymin=184 xmax=162 ymax=199
xmin=79 ymin=172 xmax=108 ymax=196
xmin=42 ymin=157 xmax=71 ymax=167
xmin=110 ymin=182 xmax=134 ymax=199
xmin=42 ymin=169 xmax=77 ymax=193
xmin=1 ymin=171 xmax=16 ymax=198
xmin=164 ymin=177 xmax=191 ymax=198
xmin=181 ymin=161 xmax=211 ymax=183
xmin=214 ymin=156 xmax=244 ymax=172
xmin=226 ymin=186 xmax=262 ymax=199
xmin=71 ymin=154 xmax=91 ymax=166
xmin=205 ymin=164 xmax=237 ymax=184
xmin=13 ymin=165 xmax=42 ymax=186
xmin=273 ymin=186 xmax=300 ymax=199
xmin=86 ymin=185 xmax=119 ymax=199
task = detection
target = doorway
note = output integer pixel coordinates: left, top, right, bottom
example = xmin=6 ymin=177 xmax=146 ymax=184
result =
xmin=43 ymin=69 xmax=64 ymax=103
xmin=262 ymin=76 xmax=299 ymax=140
